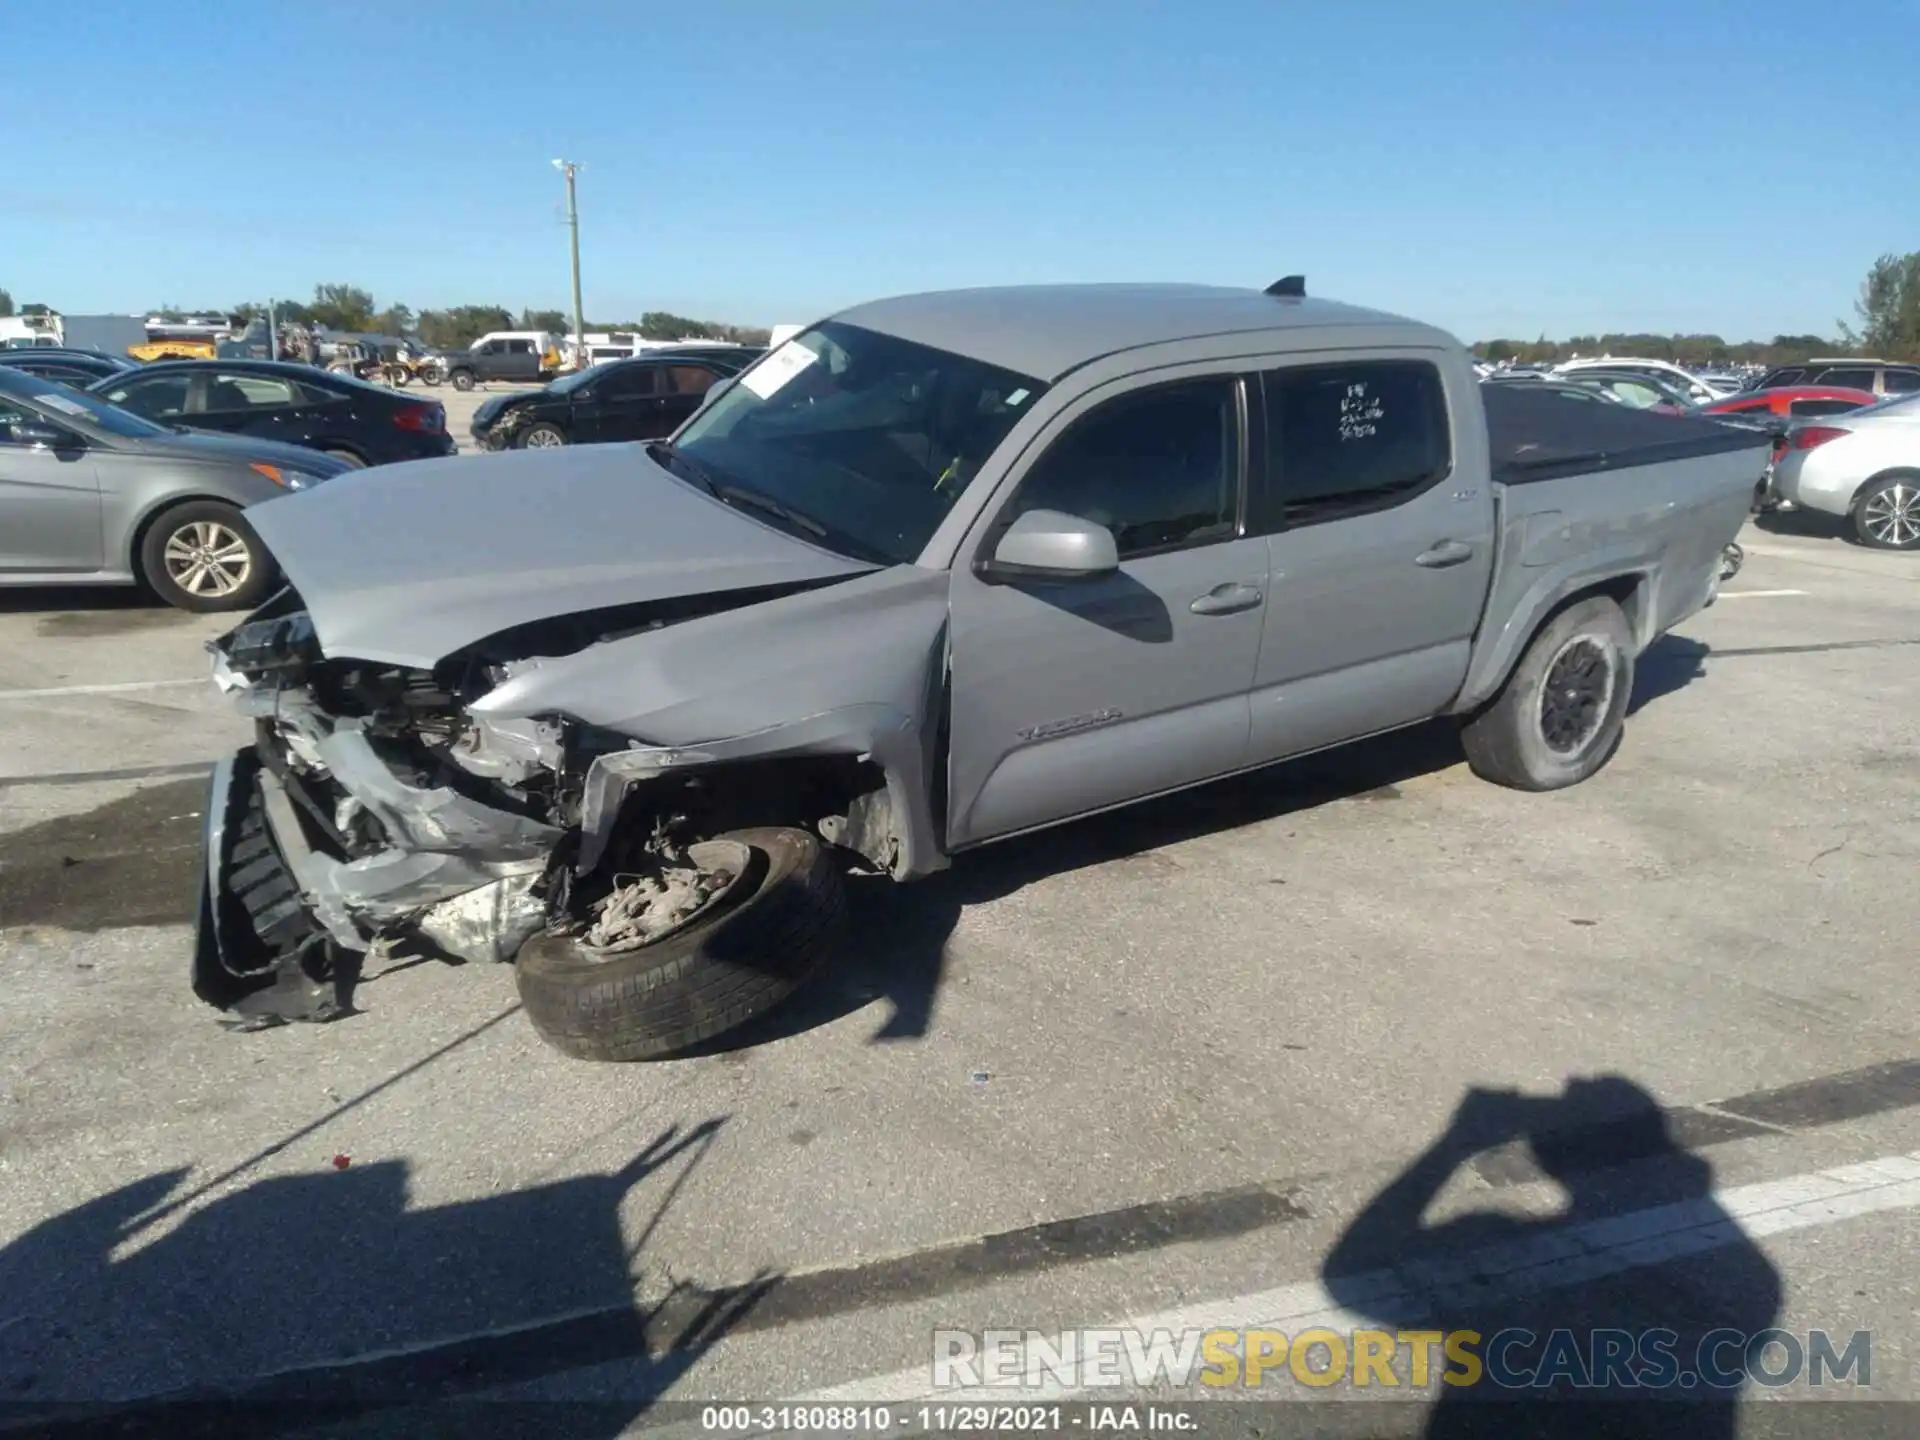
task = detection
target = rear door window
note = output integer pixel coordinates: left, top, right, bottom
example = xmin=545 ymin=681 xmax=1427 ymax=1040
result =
xmin=1788 ymin=398 xmax=1867 ymax=417
xmin=205 ymin=372 xmax=299 ymax=412
xmin=663 ymin=364 xmax=721 ymax=395
xmin=1883 ymin=368 xmax=1920 ymax=394
xmin=1262 ymin=360 xmax=1452 ymax=525
xmin=1812 ymin=367 xmax=1876 ymax=390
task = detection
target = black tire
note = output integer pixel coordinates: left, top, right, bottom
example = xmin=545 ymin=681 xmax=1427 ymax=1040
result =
xmin=515 ymin=827 xmax=845 ymax=1062
xmin=1850 ymin=473 xmax=1920 ymax=550
xmin=515 ymin=422 xmax=568 ymax=450
xmin=137 ymin=500 xmax=277 ymax=613
xmin=322 ymin=447 xmax=367 ymax=469
xmin=1460 ymin=596 xmax=1634 ymax=791
xmin=450 ymin=368 xmax=476 ymax=392
xmin=420 ymin=365 xmax=445 ymax=387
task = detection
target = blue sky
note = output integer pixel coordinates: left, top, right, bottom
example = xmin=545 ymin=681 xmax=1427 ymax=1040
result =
xmin=2 ymin=0 xmax=1913 ymax=341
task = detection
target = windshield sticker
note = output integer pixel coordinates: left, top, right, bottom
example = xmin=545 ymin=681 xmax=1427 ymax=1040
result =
xmin=1006 ymin=387 xmax=1031 ymax=407
xmin=1338 ymin=381 xmax=1383 ymax=441
xmin=35 ymin=393 xmax=90 ymax=416
xmin=741 ymin=341 xmax=818 ymax=399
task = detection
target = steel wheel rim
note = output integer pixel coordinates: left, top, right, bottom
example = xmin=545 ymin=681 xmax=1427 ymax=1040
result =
xmin=524 ymin=427 xmax=563 ymax=448
xmin=162 ymin=520 xmax=251 ymax=597
xmin=1538 ymin=636 xmax=1615 ymax=755
xmin=1862 ymin=483 xmax=1920 ymax=547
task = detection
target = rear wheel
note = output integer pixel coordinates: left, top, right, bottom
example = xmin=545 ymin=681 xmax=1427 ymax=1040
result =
xmin=515 ymin=827 xmax=845 ymax=1062
xmin=450 ymin=368 xmax=476 ymax=392
xmin=138 ymin=501 xmax=276 ymax=613
xmin=1852 ymin=474 xmax=1920 ymax=550
xmin=1461 ymin=596 xmax=1634 ymax=791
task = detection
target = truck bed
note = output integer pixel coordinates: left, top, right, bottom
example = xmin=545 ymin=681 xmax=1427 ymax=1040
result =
xmin=1456 ymin=384 xmax=1772 ymax=712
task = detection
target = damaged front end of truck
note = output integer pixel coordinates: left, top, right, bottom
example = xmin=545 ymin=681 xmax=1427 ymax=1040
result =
xmin=188 ymin=447 xmax=952 ymax=1049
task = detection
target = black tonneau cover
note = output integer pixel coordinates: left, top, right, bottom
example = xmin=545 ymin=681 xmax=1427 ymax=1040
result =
xmin=1482 ymin=384 xmax=1769 ymax=485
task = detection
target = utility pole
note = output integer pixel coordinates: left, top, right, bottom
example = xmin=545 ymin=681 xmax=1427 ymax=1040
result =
xmin=553 ymin=159 xmax=585 ymax=369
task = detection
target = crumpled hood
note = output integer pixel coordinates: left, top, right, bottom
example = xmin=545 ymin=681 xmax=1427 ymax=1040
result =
xmin=243 ymin=443 xmax=878 ymax=669
xmin=472 ymin=391 xmax=540 ymax=428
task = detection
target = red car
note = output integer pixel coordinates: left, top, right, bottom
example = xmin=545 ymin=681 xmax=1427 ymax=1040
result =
xmin=1703 ymin=385 xmax=1879 ymax=419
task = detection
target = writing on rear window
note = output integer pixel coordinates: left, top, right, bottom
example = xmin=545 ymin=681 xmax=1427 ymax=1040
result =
xmin=1339 ymin=382 xmax=1384 ymax=441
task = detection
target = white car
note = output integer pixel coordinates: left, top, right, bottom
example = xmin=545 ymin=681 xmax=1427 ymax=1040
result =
xmin=1771 ymin=393 xmax=1920 ymax=550
xmin=1554 ymin=358 xmax=1732 ymax=406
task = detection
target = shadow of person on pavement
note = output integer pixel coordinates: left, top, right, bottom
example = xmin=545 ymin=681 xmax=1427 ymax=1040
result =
xmin=0 ymin=1118 xmax=767 ymax=1437
xmin=1322 ymin=1076 xmax=1782 ymax=1439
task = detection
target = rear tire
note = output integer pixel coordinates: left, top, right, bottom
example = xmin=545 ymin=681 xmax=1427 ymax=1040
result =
xmin=137 ymin=500 xmax=277 ymax=613
xmin=450 ymin=369 xmax=476 ymax=392
xmin=1461 ymin=596 xmax=1634 ymax=791
xmin=515 ymin=827 xmax=845 ymax=1062
xmin=1851 ymin=473 xmax=1920 ymax=550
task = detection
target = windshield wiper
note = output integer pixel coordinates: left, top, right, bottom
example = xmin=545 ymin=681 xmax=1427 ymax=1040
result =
xmin=714 ymin=483 xmax=828 ymax=540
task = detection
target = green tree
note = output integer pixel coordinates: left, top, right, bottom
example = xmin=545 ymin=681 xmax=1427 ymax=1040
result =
xmin=520 ymin=307 xmax=570 ymax=334
xmin=309 ymin=283 xmax=377 ymax=332
xmin=638 ymin=311 xmax=714 ymax=341
xmin=0 ymin=288 xmax=12 ymax=318
xmin=416 ymin=305 xmax=514 ymax=349
xmin=373 ymin=303 xmax=416 ymax=337
xmin=1840 ymin=251 xmax=1920 ymax=360
xmin=20 ymin=302 xmax=51 ymax=316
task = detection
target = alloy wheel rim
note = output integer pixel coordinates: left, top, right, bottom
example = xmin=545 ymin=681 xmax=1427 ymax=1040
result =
xmin=1538 ymin=637 xmax=1615 ymax=755
xmin=163 ymin=521 xmax=251 ymax=597
xmin=1862 ymin=483 xmax=1920 ymax=547
xmin=525 ymin=428 xmax=563 ymax=448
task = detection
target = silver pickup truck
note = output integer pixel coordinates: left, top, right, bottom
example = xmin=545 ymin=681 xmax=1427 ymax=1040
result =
xmin=192 ymin=280 xmax=1766 ymax=1060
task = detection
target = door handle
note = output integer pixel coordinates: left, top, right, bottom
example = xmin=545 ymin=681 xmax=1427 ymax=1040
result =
xmin=1190 ymin=582 xmax=1263 ymax=616
xmin=1415 ymin=540 xmax=1475 ymax=568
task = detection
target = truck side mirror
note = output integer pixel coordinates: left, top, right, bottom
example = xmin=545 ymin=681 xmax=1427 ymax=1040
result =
xmin=984 ymin=509 xmax=1119 ymax=580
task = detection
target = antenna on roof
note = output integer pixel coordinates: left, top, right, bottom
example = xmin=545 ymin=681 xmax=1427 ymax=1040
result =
xmin=1264 ymin=275 xmax=1306 ymax=298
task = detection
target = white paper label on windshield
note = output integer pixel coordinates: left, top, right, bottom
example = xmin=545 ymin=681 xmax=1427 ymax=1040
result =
xmin=35 ymin=392 xmax=90 ymax=416
xmin=741 ymin=341 xmax=817 ymax=399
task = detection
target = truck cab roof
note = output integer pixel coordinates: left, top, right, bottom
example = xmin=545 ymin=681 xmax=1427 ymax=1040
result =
xmin=832 ymin=283 xmax=1456 ymax=382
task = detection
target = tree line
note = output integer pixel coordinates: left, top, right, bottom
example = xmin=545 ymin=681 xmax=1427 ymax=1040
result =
xmin=3 ymin=251 xmax=1913 ymax=360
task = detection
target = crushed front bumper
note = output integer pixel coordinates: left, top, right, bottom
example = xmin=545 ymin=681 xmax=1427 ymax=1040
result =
xmin=193 ymin=729 xmax=564 ymax=1020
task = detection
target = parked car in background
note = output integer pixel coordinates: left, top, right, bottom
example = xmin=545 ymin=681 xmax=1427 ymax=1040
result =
xmin=1703 ymin=385 xmax=1879 ymax=421
xmin=440 ymin=332 xmax=564 ymax=391
xmin=0 ymin=366 xmax=350 ymax=610
xmin=468 ymin=349 xmax=759 ymax=450
xmin=0 ymin=348 xmax=141 ymax=387
xmin=89 ymin=360 xmax=455 ymax=469
xmin=1771 ymin=393 xmax=1920 ymax=549
xmin=1555 ymin=358 xmax=1728 ymax=405
xmin=1555 ymin=369 xmax=1695 ymax=412
xmin=1747 ymin=358 xmax=1920 ymax=397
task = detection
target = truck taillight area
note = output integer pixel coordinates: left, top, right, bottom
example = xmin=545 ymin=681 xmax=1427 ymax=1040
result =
xmin=395 ymin=402 xmax=445 ymax=433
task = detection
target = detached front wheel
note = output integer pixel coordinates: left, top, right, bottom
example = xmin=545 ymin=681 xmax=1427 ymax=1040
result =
xmin=515 ymin=827 xmax=846 ymax=1061
xmin=1461 ymin=596 xmax=1634 ymax=791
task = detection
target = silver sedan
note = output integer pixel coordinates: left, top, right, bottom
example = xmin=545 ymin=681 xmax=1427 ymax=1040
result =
xmin=0 ymin=367 xmax=349 ymax=610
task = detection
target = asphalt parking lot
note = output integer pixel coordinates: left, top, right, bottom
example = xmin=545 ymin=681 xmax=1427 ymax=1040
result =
xmin=1 ymin=499 xmax=1917 ymax=1430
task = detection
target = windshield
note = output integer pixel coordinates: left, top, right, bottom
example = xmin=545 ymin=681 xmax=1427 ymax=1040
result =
xmin=4 ymin=374 xmax=171 ymax=438
xmin=669 ymin=322 xmax=1048 ymax=565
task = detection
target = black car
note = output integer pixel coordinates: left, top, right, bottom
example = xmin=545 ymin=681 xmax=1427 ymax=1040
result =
xmin=1748 ymin=358 xmax=1920 ymax=397
xmin=88 ymin=359 xmax=456 ymax=468
xmin=0 ymin=348 xmax=140 ymax=387
xmin=469 ymin=350 xmax=760 ymax=451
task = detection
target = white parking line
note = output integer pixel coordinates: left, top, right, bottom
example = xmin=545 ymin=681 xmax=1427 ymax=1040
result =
xmin=1717 ymin=589 xmax=1808 ymax=600
xmin=0 ymin=677 xmax=206 ymax=701
xmin=795 ymin=1150 xmax=1920 ymax=1404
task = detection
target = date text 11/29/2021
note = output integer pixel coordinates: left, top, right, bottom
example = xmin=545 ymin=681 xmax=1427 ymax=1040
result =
xmin=701 ymin=1404 xmax=1198 ymax=1433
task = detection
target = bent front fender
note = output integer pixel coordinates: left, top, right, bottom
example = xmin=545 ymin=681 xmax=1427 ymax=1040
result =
xmin=573 ymin=703 xmax=944 ymax=879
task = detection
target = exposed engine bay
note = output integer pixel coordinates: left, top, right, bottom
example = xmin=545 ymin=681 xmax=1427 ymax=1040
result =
xmin=198 ymin=580 xmax=910 ymax=1021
